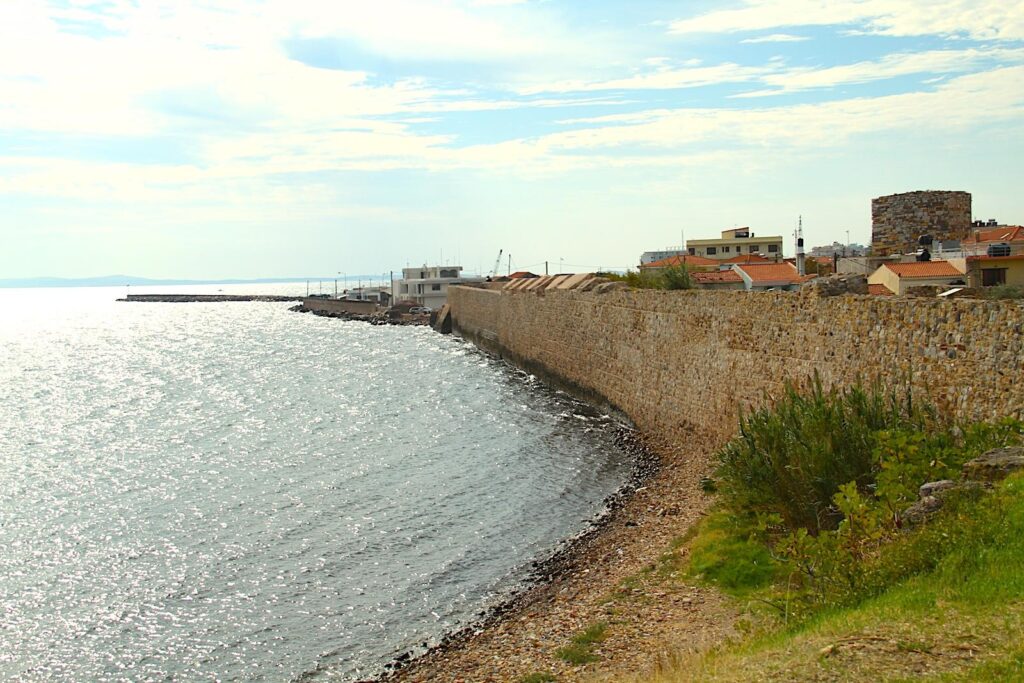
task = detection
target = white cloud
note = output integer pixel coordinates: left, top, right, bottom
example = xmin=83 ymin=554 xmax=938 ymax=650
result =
xmin=669 ymin=0 xmax=1024 ymax=41
xmin=737 ymin=46 xmax=1024 ymax=96
xmin=475 ymin=65 xmax=1024 ymax=167
xmin=740 ymin=33 xmax=810 ymax=43
xmin=517 ymin=61 xmax=768 ymax=94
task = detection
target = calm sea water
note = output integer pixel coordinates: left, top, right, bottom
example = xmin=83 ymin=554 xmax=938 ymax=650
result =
xmin=0 ymin=285 xmax=631 ymax=681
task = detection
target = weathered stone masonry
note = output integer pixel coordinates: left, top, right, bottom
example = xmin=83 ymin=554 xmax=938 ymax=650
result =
xmin=871 ymin=190 xmax=972 ymax=256
xmin=450 ymin=286 xmax=1024 ymax=451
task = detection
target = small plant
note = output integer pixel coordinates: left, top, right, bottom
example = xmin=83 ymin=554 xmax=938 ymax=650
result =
xmin=572 ymin=622 xmax=607 ymax=646
xmin=555 ymin=622 xmax=607 ymax=665
xmin=555 ymin=643 xmax=599 ymax=665
xmin=518 ymin=673 xmax=557 ymax=683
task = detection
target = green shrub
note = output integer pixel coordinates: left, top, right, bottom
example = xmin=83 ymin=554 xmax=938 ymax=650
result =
xmin=661 ymin=264 xmax=693 ymax=290
xmin=597 ymin=266 xmax=692 ymax=290
xmin=702 ymin=372 xmax=1024 ymax=611
xmin=715 ymin=374 xmax=930 ymax=533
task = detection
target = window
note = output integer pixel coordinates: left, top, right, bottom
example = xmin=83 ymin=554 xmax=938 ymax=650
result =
xmin=431 ymin=283 xmax=441 ymax=291
xmin=768 ymin=244 xmax=779 ymax=253
xmin=723 ymin=246 xmax=731 ymax=253
xmin=420 ymin=271 xmax=426 ymax=278
xmin=706 ymin=247 xmax=717 ymax=255
xmin=688 ymin=247 xmax=695 ymax=255
xmin=439 ymin=269 xmax=458 ymax=278
xmin=982 ymin=268 xmax=1007 ymax=286
xmin=748 ymin=245 xmax=760 ymax=253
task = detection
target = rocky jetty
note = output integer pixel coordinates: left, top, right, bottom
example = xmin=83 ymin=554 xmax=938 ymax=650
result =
xmin=289 ymin=303 xmax=428 ymax=326
xmin=119 ymin=294 xmax=302 ymax=302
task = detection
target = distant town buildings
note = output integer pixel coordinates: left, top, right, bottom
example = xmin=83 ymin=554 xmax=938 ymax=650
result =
xmin=393 ymin=265 xmax=484 ymax=309
xmin=809 ymin=242 xmax=868 ymax=258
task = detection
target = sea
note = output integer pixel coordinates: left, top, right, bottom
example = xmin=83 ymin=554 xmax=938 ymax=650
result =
xmin=0 ymin=283 xmax=632 ymax=681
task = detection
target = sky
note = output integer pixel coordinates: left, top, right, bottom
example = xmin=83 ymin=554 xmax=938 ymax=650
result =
xmin=2 ymin=0 xmax=1023 ymax=279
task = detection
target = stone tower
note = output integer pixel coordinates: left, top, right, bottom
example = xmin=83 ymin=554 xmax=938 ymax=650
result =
xmin=871 ymin=190 xmax=971 ymax=256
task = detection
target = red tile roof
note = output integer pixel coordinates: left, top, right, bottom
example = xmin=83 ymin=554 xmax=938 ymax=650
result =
xmin=691 ymin=270 xmax=743 ymax=284
xmin=968 ymin=226 xmax=1024 ymax=243
xmin=509 ymin=271 xmax=539 ymax=279
xmin=735 ymin=262 xmax=804 ymax=284
xmin=722 ymin=253 xmax=773 ymax=264
xmin=882 ymin=261 xmax=965 ymax=278
xmin=868 ymin=283 xmax=895 ymax=296
xmin=642 ymin=254 xmax=719 ymax=268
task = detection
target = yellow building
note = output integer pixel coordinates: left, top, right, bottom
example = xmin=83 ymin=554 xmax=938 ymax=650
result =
xmin=687 ymin=227 xmax=784 ymax=260
xmin=965 ymin=255 xmax=1024 ymax=288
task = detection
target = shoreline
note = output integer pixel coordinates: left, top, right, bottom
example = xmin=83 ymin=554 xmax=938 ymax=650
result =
xmin=364 ymin=346 xmax=737 ymax=682
xmin=372 ymin=424 xmax=661 ymax=682
xmin=378 ymin=430 xmax=736 ymax=682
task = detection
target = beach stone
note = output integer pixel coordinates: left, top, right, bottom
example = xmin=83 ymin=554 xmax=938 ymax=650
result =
xmin=918 ymin=479 xmax=957 ymax=499
xmin=962 ymin=447 xmax=1024 ymax=482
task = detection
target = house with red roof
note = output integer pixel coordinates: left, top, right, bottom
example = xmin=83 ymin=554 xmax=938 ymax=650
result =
xmin=732 ymin=262 xmax=816 ymax=291
xmin=690 ymin=269 xmax=745 ymax=290
xmin=867 ymin=260 xmax=967 ymax=295
xmin=639 ymin=253 xmax=719 ymax=273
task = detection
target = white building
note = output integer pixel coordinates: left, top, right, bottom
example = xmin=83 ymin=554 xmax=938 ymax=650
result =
xmin=393 ymin=265 xmax=485 ymax=309
xmin=344 ymin=286 xmax=391 ymax=305
xmin=640 ymin=247 xmax=687 ymax=265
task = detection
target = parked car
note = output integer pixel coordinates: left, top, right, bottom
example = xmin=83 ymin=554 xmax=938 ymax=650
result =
xmin=409 ymin=306 xmax=433 ymax=314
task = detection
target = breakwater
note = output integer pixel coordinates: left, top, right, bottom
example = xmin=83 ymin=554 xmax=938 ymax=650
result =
xmin=121 ymin=294 xmax=301 ymax=302
xmin=449 ymin=286 xmax=1024 ymax=449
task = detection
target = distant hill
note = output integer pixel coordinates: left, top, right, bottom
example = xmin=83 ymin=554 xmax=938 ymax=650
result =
xmin=0 ymin=275 xmax=341 ymax=288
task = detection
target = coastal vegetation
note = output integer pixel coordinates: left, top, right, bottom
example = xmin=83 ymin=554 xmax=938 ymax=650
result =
xmin=983 ymin=284 xmax=1024 ymax=300
xmin=598 ymin=265 xmax=692 ymax=290
xmin=639 ymin=377 xmax=1024 ymax=681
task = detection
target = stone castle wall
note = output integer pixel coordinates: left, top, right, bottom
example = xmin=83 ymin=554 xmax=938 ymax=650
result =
xmin=871 ymin=190 xmax=972 ymax=256
xmin=450 ymin=286 xmax=1024 ymax=451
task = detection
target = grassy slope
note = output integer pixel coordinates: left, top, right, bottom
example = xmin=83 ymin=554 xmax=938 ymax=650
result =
xmin=632 ymin=474 xmax=1024 ymax=683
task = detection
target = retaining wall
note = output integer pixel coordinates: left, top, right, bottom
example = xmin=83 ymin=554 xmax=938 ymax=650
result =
xmin=450 ymin=286 xmax=1024 ymax=449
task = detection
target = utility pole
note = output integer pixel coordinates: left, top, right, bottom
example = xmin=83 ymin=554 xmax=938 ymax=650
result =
xmin=545 ymin=261 xmax=548 ymax=275
xmin=306 ymin=280 xmax=309 ymax=296
xmin=508 ymin=254 xmax=511 ymax=276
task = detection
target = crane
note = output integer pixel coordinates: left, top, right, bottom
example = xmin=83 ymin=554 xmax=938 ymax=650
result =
xmin=492 ymin=249 xmax=503 ymax=277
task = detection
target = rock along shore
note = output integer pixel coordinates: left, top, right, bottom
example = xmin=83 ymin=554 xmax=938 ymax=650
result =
xmin=289 ymin=303 xmax=429 ymax=326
